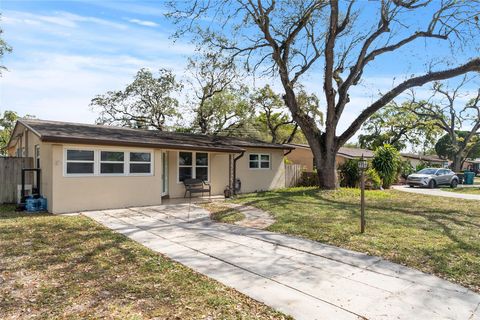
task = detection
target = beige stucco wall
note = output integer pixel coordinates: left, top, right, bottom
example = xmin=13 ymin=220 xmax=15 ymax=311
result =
xmin=49 ymin=144 xmax=163 ymax=214
xmin=286 ymin=147 xmax=346 ymax=171
xmin=166 ymin=147 xmax=286 ymax=197
xmin=9 ymin=124 xmax=287 ymax=210
xmin=236 ymin=148 xmax=285 ymax=193
xmin=286 ymin=148 xmax=314 ymax=171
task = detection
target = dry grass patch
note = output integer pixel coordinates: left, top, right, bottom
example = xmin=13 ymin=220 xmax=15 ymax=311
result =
xmin=0 ymin=205 xmax=289 ymax=320
xmin=202 ymin=202 xmax=246 ymax=223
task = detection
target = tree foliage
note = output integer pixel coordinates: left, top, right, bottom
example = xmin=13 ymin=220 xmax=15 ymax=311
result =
xmin=372 ymin=145 xmax=401 ymax=189
xmin=187 ymin=50 xmax=252 ymax=134
xmin=435 ymin=131 xmax=480 ymax=162
xmin=192 ymin=89 xmax=254 ymax=136
xmin=167 ymin=0 xmax=480 ymax=189
xmin=251 ymin=85 xmax=322 ymax=144
xmin=409 ymin=78 xmax=480 ymax=171
xmin=0 ymin=14 xmax=12 ymax=75
xmin=90 ymin=68 xmax=182 ymax=131
xmin=359 ymin=103 xmax=441 ymax=152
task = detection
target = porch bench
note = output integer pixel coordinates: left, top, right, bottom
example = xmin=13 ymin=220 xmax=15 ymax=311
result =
xmin=183 ymin=179 xmax=211 ymax=198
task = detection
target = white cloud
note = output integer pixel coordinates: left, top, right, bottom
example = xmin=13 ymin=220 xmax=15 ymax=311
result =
xmin=127 ymin=18 xmax=159 ymax=27
xmin=0 ymin=9 xmax=194 ymax=124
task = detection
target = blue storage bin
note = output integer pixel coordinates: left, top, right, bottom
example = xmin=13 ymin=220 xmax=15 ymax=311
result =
xmin=38 ymin=197 xmax=47 ymax=211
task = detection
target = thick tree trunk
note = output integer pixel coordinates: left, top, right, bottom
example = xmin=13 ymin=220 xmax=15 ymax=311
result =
xmin=315 ymin=149 xmax=338 ymax=189
xmin=452 ymin=154 xmax=464 ymax=172
xmin=279 ymin=72 xmax=339 ymax=189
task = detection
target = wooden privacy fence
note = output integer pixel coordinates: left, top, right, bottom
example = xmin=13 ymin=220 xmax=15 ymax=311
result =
xmin=285 ymin=164 xmax=304 ymax=187
xmin=0 ymin=157 xmax=34 ymax=204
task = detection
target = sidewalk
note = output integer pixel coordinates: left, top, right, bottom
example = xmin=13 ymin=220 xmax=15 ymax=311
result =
xmin=83 ymin=204 xmax=480 ymax=320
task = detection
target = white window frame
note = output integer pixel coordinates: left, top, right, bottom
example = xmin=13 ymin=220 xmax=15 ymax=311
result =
xmin=35 ymin=145 xmax=40 ymax=168
xmin=63 ymin=147 xmax=154 ymax=177
xmin=177 ymin=151 xmax=210 ymax=183
xmin=248 ymin=153 xmax=271 ymax=170
xmin=128 ymin=151 xmax=154 ymax=176
xmin=99 ymin=151 xmax=126 ymax=176
xmin=64 ymin=148 xmax=96 ymax=176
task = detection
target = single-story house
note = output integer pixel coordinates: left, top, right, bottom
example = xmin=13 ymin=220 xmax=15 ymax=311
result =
xmin=7 ymin=119 xmax=293 ymax=214
xmin=400 ymin=153 xmax=448 ymax=168
xmin=284 ymin=143 xmax=374 ymax=172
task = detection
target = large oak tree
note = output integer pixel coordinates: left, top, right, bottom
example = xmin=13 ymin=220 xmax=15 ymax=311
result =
xmin=409 ymin=79 xmax=480 ymax=171
xmin=168 ymin=0 xmax=480 ymax=189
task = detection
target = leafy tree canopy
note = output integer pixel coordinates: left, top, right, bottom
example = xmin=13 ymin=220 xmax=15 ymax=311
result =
xmin=192 ymin=88 xmax=254 ymax=136
xmin=90 ymin=68 xmax=182 ymax=131
xmin=0 ymin=14 xmax=12 ymax=75
xmin=435 ymin=131 xmax=480 ymax=161
xmin=359 ymin=102 xmax=441 ymax=152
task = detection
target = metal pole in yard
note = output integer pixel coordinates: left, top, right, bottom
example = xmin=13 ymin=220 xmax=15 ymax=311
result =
xmin=358 ymin=154 xmax=367 ymax=233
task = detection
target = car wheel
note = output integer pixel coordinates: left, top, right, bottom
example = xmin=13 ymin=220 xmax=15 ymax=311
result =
xmin=428 ymin=179 xmax=436 ymax=189
xmin=409 ymin=185 xmax=414 ymax=188
xmin=450 ymin=179 xmax=458 ymax=188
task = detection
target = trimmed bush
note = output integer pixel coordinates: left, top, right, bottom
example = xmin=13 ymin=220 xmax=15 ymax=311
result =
xmin=338 ymin=159 xmax=360 ymax=187
xmin=398 ymin=160 xmax=415 ymax=180
xmin=372 ymin=144 xmax=401 ymax=189
xmin=365 ymin=168 xmax=382 ymax=189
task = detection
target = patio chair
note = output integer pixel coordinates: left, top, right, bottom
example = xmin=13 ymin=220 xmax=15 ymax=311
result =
xmin=183 ymin=179 xmax=211 ymax=198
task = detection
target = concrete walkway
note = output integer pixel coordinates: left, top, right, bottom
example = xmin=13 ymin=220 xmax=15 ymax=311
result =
xmin=83 ymin=204 xmax=480 ymax=320
xmin=393 ymin=185 xmax=480 ymax=200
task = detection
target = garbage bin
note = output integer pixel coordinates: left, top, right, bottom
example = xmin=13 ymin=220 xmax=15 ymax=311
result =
xmin=464 ymin=171 xmax=475 ymax=185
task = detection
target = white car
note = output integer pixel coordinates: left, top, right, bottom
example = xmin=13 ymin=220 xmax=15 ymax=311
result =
xmin=406 ymin=168 xmax=459 ymax=188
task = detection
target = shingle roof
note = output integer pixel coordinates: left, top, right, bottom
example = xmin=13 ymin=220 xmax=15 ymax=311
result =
xmin=400 ymin=153 xmax=445 ymax=163
xmin=285 ymin=143 xmax=374 ymax=158
xmin=16 ymin=119 xmax=292 ymax=153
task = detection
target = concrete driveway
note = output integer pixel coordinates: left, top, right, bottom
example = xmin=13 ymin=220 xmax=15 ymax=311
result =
xmin=83 ymin=204 xmax=480 ymax=320
xmin=393 ymin=185 xmax=480 ymax=200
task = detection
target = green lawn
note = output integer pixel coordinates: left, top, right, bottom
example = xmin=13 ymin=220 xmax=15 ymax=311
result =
xmin=0 ymin=205 xmax=288 ymax=320
xmin=444 ymin=187 xmax=480 ymax=195
xmin=233 ymin=188 xmax=480 ymax=293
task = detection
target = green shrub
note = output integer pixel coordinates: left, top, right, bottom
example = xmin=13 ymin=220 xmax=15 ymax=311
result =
xmin=398 ymin=160 xmax=415 ymax=179
xmin=372 ymin=144 xmax=401 ymax=189
xmin=365 ymin=168 xmax=382 ymax=189
xmin=338 ymin=159 xmax=360 ymax=187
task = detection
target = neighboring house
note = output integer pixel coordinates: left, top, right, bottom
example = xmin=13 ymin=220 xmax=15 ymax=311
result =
xmin=7 ymin=119 xmax=292 ymax=213
xmin=284 ymin=143 xmax=374 ymax=172
xmin=400 ymin=153 xmax=447 ymax=168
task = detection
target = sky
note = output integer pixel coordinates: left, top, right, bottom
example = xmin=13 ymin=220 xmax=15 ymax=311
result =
xmin=0 ymin=0 xmax=479 ymax=142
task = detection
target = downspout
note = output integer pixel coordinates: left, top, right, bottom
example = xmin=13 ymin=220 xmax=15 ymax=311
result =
xmin=233 ymin=151 xmax=245 ymax=196
xmin=284 ymin=149 xmax=293 ymax=157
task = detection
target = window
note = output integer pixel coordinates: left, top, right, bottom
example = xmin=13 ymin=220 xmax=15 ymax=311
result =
xmin=130 ymin=152 xmax=152 ymax=174
xmin=196 ymin=152 xmax=208 ymax=181
xmin=66 ymin=150 xmax=95 ymax=174
xmin=64 ymin=149 xmax=153 ymax=176
xmin=35 ymin=145 xmax=40 ymax=168
xmin=178 ymin=151 xmax=209 ymax=182
xmin=100 ymin=151 xmax=124 ymax=174
xmin=178 ymin=151 xmax=193 ymax=181
xmin=16 ymin=147 xmax=25 ymax=157
xmin=249 ymin=153 xmax=270 ymax=169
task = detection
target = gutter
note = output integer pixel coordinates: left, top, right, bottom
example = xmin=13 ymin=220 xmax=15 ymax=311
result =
xmin=232 ymin=151 xmax=245 ymax=196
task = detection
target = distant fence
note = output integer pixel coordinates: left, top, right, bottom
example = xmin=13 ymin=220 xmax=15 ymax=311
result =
xmin=0 ymin=157 xmax=34 ymax=204
xmin=285 ymin=164 xmax=304 ymax=187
